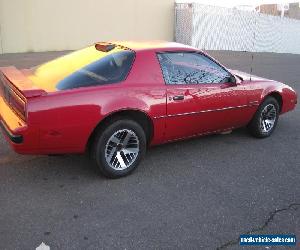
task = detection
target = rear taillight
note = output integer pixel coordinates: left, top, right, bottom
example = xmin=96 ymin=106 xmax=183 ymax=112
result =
xmin=0 ymin=76 xmax=27 ymax=121
xmin=9 ymin=91 xmax=27 ymax=120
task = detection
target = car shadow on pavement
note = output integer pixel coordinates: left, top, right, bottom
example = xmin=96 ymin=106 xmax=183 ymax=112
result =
xmin=0 ymin=127 xmax=253 ymax=180
xmin=0 ymin=126 xmax=282 ymax=184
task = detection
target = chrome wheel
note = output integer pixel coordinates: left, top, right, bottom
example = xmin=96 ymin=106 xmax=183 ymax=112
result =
xmin=260 ymin=104 xmax=277 ymax=133
xmin=105 ymin=129 xmax=140 ymax=170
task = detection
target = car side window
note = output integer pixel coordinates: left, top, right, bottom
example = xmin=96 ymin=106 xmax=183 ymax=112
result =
xmin=157 ymin=52 xmax=231 ymax=85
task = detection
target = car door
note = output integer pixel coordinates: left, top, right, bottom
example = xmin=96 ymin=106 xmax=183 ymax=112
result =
xmin=157 ymin=51 xmax=249 ymax=141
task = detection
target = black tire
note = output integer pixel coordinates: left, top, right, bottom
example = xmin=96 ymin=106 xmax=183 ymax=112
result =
xmin=247 ymin=96 xmax=280 ymax=138
xmin=91 ymin=119 xmax=146 ymax=178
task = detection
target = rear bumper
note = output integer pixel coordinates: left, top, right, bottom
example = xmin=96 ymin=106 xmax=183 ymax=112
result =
xmin=0 ymin=96 xmax=36 ymax=154
xmin=0 ymin=120 xmax=23 ymax=144
xmin=0 ymin=117 xmax=39 ymax=154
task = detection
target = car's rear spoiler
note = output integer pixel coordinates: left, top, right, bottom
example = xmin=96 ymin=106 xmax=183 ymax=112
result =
xmin=0 ymin=66 xmax=46 ymax=98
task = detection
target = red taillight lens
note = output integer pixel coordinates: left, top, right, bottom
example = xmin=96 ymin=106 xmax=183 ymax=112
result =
xmin=0 ymin=77 xmax=27 ymax=121
xmin=9 ymin=91 xmax=27 ymax=120
xmin=0 ymin=75 xmax=27 ymax=121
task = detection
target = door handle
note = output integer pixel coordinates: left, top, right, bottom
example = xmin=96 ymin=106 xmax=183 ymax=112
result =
xmin=172 ymin=95 xmax=184 ymax=101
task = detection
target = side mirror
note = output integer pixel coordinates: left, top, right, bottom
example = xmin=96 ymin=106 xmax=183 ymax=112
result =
xmin=229 ymin=75 xmax=236 ymax=84
xmin=221 ymin=75 xmax=239 ymax=88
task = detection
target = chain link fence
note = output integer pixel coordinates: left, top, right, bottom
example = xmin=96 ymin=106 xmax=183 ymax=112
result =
xmin=175 ymin=3 xmax=300 ymax=54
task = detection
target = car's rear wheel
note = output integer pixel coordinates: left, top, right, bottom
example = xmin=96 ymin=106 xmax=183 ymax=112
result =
xmin=248 ymin=96 xmax=279 ymax=138
xmin=92 ymin=119 xmax=146 ymax=178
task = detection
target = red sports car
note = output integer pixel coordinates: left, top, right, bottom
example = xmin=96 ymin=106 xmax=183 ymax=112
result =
xmin=0 ymin=41 xmax=297 ymax=178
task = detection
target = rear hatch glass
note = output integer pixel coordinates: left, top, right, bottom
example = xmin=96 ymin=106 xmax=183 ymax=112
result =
xmin=29 ymin=45 xmax=135 ymax=91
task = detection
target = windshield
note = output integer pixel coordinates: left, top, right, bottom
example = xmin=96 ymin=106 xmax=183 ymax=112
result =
xmin=29 ymin=45 xmax=135 ymax=91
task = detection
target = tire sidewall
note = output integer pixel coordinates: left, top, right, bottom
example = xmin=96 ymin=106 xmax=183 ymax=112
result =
xmin=93 ymin=119 xmax=146 ymax=178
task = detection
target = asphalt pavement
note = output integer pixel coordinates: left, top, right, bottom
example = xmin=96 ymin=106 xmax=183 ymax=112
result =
xmin=0 ymin=50 xmax=299 ymax=250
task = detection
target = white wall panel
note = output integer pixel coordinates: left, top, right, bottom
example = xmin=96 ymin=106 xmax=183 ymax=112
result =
xmin=176 ymin=3 xmax=300 ymax=54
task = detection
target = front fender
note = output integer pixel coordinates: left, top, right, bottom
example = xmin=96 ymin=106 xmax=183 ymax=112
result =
xmin=260 ymin=84 xmax=297 ymax=114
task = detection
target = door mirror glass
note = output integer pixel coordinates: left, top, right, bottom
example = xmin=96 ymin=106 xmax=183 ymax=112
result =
xmin=229 ymin=75 xmax=236 ymax=84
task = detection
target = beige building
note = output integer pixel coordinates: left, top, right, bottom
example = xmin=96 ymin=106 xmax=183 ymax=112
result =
xmin=0 ymin=0 xmax=175 ymax=54
xmin=288 ymin=2 xmax=300 ymax=19
xmin=256 ymin=2 xmax=300 ymax=20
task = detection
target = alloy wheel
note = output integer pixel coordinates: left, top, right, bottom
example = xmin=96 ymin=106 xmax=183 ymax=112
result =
xmin=105 ymin=129 xmax=140 ymax=170
xmin=260 ymin=104 xmax=277 ymax=133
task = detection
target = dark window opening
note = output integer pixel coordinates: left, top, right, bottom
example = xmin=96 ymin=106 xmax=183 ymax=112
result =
xmin=157 ymin=52 xmax=231 ymax=85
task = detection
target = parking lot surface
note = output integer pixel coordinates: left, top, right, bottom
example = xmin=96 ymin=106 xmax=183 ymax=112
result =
xmin=0 ymin=50 xmax=299 ymax=249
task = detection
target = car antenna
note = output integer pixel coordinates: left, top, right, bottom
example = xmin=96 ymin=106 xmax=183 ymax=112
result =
xmin=250 ymin=54 xmax=253 ymax=81
xmin=250 ymin=11 xmax=257 ymax=82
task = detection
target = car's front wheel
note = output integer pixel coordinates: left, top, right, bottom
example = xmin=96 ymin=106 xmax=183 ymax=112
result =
xmin=92 ymin=119 xmax=146 ymax=178
xmin=248 ymin=96 xmax=279 ymax=138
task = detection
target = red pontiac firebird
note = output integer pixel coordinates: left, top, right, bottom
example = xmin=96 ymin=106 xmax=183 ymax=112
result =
xmin=0 ymin=41 xmax=297 ymax=178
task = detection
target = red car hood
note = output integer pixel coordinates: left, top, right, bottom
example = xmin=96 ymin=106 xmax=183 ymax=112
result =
xmin=230 ymin=69 xmax=273 ymax=82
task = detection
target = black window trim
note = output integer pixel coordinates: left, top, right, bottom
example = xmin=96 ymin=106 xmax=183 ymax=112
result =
xmin=156 ymin=50 xmax=234 ymax=85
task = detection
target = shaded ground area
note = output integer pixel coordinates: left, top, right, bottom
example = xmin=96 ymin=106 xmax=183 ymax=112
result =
xmin=0 ymin=50 xmax=299 ymax=249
